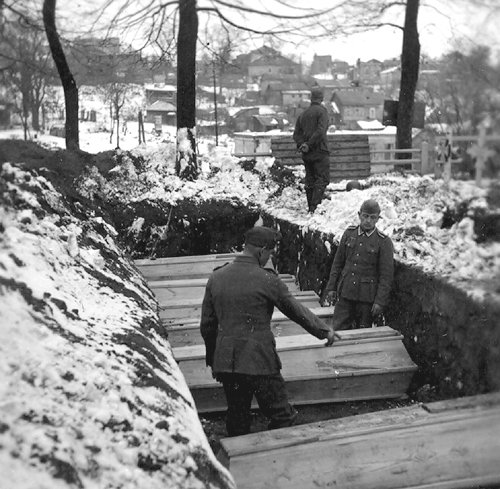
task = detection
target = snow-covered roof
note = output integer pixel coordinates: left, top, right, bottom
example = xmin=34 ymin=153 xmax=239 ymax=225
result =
xmin=356 ymin=120 xmax=386 ymax=130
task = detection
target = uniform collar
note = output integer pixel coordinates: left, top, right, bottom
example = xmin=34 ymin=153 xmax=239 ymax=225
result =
xmin=358 ymin=225 xmax=376 ymax=237
xmin=234 ymin=254 xmax=260 ymax=265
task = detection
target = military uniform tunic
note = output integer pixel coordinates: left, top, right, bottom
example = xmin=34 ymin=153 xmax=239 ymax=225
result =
xmin=201 ymin=254 xmax=330 ymax=375
xmin=200 ymin=253 xmax=331 ymax=436
xmin=325 ymin=225 xmax=394 ymax=328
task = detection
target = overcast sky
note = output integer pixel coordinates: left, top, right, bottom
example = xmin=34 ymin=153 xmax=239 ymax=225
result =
xmin=64 ymin=1 xmax=500 ymax=65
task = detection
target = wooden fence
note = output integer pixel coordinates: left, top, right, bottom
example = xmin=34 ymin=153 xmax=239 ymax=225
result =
xmin=231 ymin=128 xmax=499 ymax=186
xmin=435 ymin=126 xmax=500 ymax=187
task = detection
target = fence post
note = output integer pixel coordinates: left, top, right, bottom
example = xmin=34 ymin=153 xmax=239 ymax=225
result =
xmin=420 ymin=141 xmax=429 ymax=175
xmin=476 ymin=124 xmax=487 ymax=187
xmin=443 ymin=130 xmax=452 ymax=184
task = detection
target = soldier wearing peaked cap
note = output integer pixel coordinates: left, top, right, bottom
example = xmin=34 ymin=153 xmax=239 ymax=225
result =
xmin=322 ymin=199 xmax=394 ymax=329
xmin=200 ymin=225 xmax=339 ymax=437
xmin=293 ymin=86 xmax=330 ymax=214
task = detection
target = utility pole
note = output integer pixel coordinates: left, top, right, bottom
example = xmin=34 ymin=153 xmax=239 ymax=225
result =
xmin=212 ymin=58 xmax=219 ymax=146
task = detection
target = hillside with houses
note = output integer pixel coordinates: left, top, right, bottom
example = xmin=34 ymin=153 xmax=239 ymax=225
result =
xmin=2 ymin=39 xmax=487 ymax=142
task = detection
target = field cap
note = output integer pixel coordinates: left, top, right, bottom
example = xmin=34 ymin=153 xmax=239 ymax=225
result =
xmin=310 ymin=86 xmax=324 ymax=101
xmin=360 ymin=199 xmax=381 ymax=215
xmin=245 ymin=226 xmax=282 ymax=249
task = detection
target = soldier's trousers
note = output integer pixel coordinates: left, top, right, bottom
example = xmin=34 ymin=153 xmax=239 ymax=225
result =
xmin=218 ymin=372 xmax=298 ymax=437
xmin=332 ymin=296 xmax=374 ymax=329
xmin=303 ymin=153 xmax=330 ymax=212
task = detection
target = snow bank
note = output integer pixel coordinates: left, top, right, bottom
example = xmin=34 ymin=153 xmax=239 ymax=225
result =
xmin=0 ymin=162 xmax=235 ymax=488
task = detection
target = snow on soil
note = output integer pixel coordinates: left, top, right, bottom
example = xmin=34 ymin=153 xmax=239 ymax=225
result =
xmin=0 ymin=156 xmax=235 ymax=488
xmin=0 ymin=126 xmax=498 ymax=488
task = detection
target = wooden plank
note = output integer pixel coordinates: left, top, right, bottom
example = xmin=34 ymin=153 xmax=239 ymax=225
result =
xmin=154 ymin=286 xmax=312 ymax=305
xmin=333 ymin=160 xmax=371 ymax=169
xmin=162 ymin=305 xmax=334 ymax=327
xmin=173 ymin=326 xmax=401 ymax=360
xmin=218 ymin=393 xmax=500 ymax=489
xmin=177 ymin=331 xmax=417 ymax=412
xmin=159 ymin=290 xmax=318 ymax=310
xmin=165 ymin=306 xmax=335 ymax=347
xmin=271 ymin=134 xmax=371 ymax=181
xmin=134 ymin=253 xmax=237 ymax=267
xmin=138 ymin=260 xmax=233 ymax=279
xmin=159 ymin=296 xmax=321 ymax=321
xmin=148 ymin=274 xmax=297 ymax=289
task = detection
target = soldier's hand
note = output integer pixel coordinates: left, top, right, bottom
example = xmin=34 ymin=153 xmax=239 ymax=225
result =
xmin=371 ymin=303 xmax=383 ymax=317
xmin=321 ymin=290 xmax=337 ymax=306
xmin=299 ymin=143 xmax=310 ymax=154
xmin=325 ymin=329 xmax=341 ymax=346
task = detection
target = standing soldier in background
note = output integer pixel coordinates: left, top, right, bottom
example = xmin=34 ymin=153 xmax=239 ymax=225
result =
xmin=200 ymin=226 xmax=339 ymax=437
xmin=322 ymin=199 xmax=394 ymax=329
xmin=293 ymin=86 xmax=330 ymax=214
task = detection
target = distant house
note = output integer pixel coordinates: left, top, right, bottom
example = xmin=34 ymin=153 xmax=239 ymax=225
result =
xmin=258 ymin=74 xmax=314 ymax=106
xmin=380 ymin=66 xmax=401 ymax=94
xmin=310 ymin=54 xmax=333 ymax=75
xmin=145 ymin=84 xmax=176 ymax=105
xmin=331 ymin=90 xmax=385 ymax=130
xmin=145 ymin=100 xmax=176 ymax=125
xmin=331 ymin=60 xmax=351 ymax=79
xmin=282 ymin=89 xmax=311 ymax=108
xmin=234 ymin=45 xmax=301 ymax=80
xmin=228 ymin=106 xmax=286 ymax=133
xmin=352 ymin=59 xmax=383 ymax=85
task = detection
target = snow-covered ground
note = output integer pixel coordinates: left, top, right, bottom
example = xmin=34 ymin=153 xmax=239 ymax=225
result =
xmin=3 ymin=125 xmax=499 ymax=302
xmin=0 ymin=131 xmax=237 ymax=488
xmin=0 ymin=125 xmax=499 ymax=488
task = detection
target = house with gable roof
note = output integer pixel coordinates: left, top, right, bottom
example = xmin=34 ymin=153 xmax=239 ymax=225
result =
xmin=331 ymin=89 xmax=385 ymax=130
xmin=234 ymin=45 xmax=302 ymax=81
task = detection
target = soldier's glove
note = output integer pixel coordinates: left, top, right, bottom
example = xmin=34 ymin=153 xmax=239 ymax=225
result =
xmin=325 ymin=329 xmax=341 ymax=347
xmin=299 ymin=143 xmax=310 ymax=154
xmin=371 ymin=303 xmax=384 ymax=317
xmin=321 ymin=290 xmax=337 ymax=306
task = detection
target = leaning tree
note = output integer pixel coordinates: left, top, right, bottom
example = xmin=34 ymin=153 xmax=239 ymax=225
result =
xmin=42 ymin=0 xmax=79 ymax=150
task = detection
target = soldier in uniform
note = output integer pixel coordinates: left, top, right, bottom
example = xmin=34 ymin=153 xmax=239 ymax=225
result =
xmin=200 ymin=226 xmax=339 ymax=437
xmin=293 ymin=86 xmax=330 ymax=214
xmin=322 ymin=199 xmax=394 ymax=329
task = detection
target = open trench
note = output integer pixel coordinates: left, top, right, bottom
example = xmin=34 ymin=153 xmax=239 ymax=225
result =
xmin=109 ymin=196 xmax=500 ymax=451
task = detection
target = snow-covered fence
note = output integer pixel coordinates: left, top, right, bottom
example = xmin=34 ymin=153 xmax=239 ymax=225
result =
xmin=369 ymin=144 xmax=428 ymax=174
xmin=435 ymin=126 xmax=500 ymax=187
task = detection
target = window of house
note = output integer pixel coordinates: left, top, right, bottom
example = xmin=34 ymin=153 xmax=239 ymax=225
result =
xmin=369 ymin=107 xmax=376 ymax=119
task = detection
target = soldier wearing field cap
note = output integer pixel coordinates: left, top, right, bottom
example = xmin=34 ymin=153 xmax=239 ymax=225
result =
xmin=293 ymin=86 xmax=330 ymax=213
xmin=201 ymin=225 xmax=339 ymax=437
xmin=322 ymin=199 xmax=394 ymax=329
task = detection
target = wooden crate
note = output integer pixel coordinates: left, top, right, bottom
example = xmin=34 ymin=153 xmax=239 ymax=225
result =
xmin=174 ymin=327 xmax=417 ymax=413
xmin=218 ymin=392 xmax=500 ymax=489
xmin=271 ymin=134 xmax=371 ymax=182
xmin=164 ymin=305 xmax=335 ymax=347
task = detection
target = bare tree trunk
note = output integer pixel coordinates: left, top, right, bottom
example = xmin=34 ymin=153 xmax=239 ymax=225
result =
xmin=176 ymin=0 xmax=198 ymax=180
xmin=396 ymin=0 xmax=420 ymax=163
xmin=115 ymin=102 xmax=120 ymax=149
xmin=43 ymin=0 xmax=79 ymax=151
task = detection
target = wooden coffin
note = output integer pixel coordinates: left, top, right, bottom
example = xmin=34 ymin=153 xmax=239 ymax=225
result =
xmin=136 ymin=253 xmax=286 ymax=281
xmin=174 ymin=327 xmax=417 ymax=413
xmin=134 ymin=253 xmax=237 ymax=267
xmin=217 ymin=392 xmax=500 ymax=489
xmin=159 ymin=291 xmax=321 ymax=322
xmin=151 ymin=277 xmax=303 ymax=305
xmin=164 ymin=305 xmax=335 ymax=346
